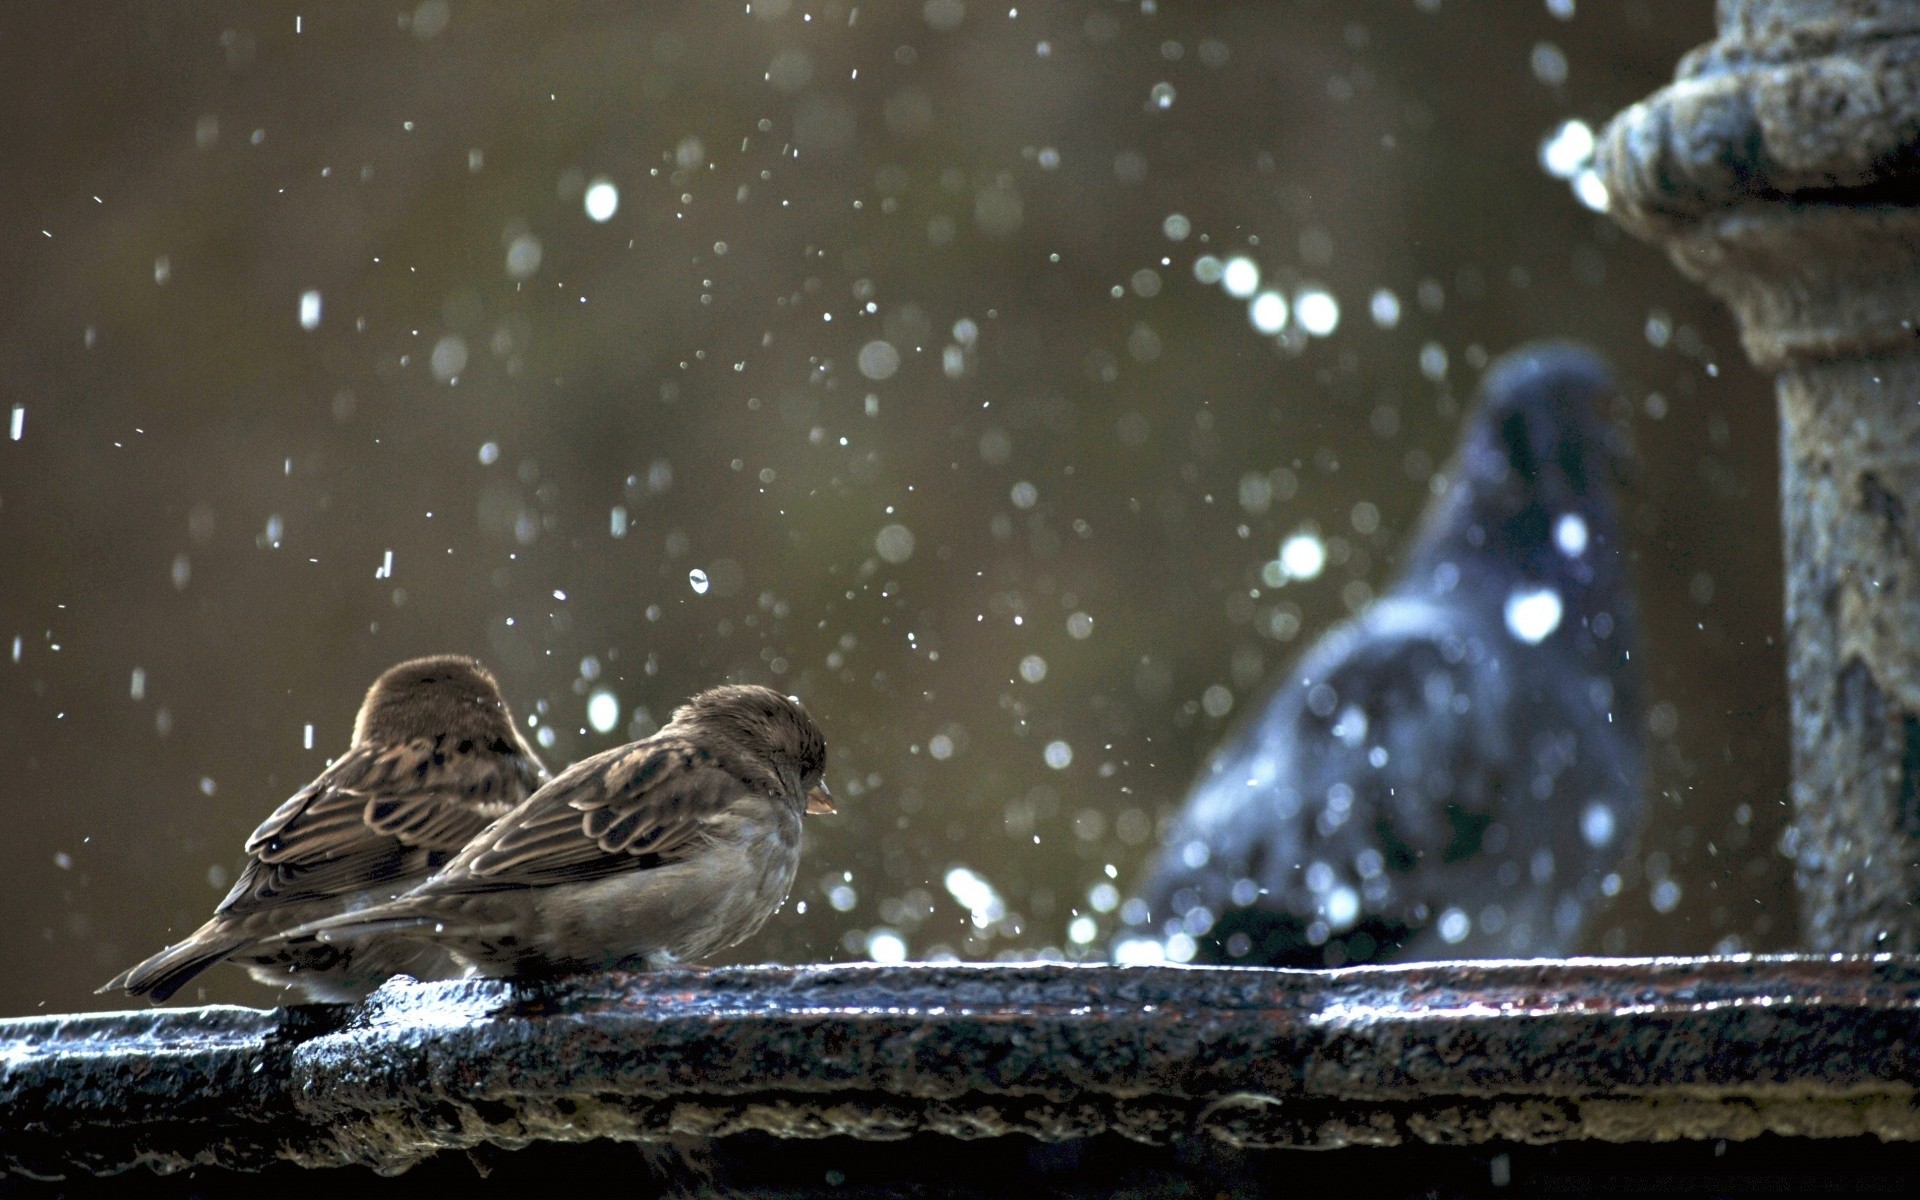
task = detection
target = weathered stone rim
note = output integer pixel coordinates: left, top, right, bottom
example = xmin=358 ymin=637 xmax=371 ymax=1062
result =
xmin=3 ymin=956 xmax=1919 ymax=1177
xmin=1596 ymin=27 xmax=1920 ymax=234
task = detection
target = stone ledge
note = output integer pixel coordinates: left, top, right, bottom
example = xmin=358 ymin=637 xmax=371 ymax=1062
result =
xmin=3 ymin=957 xmax=1918 ymax=1178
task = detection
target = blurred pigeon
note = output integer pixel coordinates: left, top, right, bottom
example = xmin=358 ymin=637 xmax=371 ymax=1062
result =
xmin=1131 ymin=342 xmax=1643 ymax=967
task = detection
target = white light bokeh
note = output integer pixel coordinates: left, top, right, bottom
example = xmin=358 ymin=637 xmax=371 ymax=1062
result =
xmin=1369 ymin=288 xmax=1401 ymax=328
xmin=1249 ymin=290 xmax=1289 ymax=334
xmin=944 ymin=866 xmax=1007 ymax=928
xmin=586 ymin=690 xmax=620 ymax=734
xmin=584 ymin=178 xmax=620 ymax=222
xmin=1554 ymin=513 xmax=1589 ymax=557
xmin=1295 ymin=288 xmax=1339 ymax=336
xmin=1582 ymin=801 xmax=1617 ymax=848
xmin=1279 ymin=532 xmax=1327 ymax=581
xmin=1539 ymin=119 xmax=1594 ymax=179
xmin=1504 ymin=585 xmax=1564 ymax=644
xmin=1221 ymin=256 xmax=1259 ymax=298
xmin=1573 ymin=168 xmax=1610 ymax=212
xmin=866 ymin=929 xmax=908 ymax=962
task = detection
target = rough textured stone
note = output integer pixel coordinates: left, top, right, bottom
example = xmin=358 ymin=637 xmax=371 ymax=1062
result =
xmin=3 ymin=959 xmax=1920 ymax=1179
xmin=1597 ymin=0 xmax=1920 ymax=951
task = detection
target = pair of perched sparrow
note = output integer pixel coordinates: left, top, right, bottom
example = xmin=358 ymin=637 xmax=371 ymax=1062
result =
xmin=104 ymin=663 xmax=833 ymax=1003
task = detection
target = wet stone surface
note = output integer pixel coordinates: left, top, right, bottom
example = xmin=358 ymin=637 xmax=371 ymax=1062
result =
xmin=3 ymin=958 xmax=1920 ymax=1181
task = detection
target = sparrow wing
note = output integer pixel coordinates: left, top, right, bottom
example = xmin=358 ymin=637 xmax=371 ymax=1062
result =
xmin=220 ymin=734 xmax=546 ymax=913
xmin=423 ymin=734 xmax=757 ymax=892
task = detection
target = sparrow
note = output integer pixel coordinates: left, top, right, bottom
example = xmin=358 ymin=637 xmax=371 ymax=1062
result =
xmin=1132 ymin=342 xmax=1644 ymax=967
xmin=295 ymin=684 xmax=834 ymax=978
xmin=102 ymin=655 xmax=549 ymax=1003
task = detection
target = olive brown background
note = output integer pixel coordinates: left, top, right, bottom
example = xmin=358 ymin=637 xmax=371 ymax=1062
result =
xmin=0 ymin=0 xmax=1786 ymax=1014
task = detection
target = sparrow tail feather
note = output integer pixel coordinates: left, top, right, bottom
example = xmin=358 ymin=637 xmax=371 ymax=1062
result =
xmin=101 ymin=932 xmax=251 ymax=1003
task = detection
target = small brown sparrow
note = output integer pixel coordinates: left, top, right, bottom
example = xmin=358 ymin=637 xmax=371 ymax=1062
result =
xmin=296 ymin=684 xmax=833 ymax=978
xmin=102 ymin=655 xmax=548 ymax=1003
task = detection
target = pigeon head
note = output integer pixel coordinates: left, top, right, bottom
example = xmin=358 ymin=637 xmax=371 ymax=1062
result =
xmin=673 ymin=684 xmax=834 ymax=814
xmin=354 ymin=655 xmax=519 ymax=746
xmin=1414 ymin=341 xmax=1629 ymax=586
xmin=1470 ymin=341 xmax=1620 ymax=502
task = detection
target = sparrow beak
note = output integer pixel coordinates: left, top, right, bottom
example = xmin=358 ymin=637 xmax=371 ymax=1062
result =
xmin=805 ymin=781 xmax=836 ymax=816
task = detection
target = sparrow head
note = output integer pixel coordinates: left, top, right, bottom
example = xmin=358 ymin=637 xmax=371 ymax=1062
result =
xmin=674 ymin=684 xmax=834 ymax=815
xmin=353 ymin=655 xmax=520 ymax=747
xmin=1468 ymin=341 xmax=1623 ymax=502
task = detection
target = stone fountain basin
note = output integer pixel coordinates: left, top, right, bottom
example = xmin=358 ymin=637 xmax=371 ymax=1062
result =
xmin=2 ymin=956 xmax=1917 ymax=1180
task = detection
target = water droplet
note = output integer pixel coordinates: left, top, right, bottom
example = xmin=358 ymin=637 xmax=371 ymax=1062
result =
xmin=875 ymin=523 xmax=915 ymax=564
xmin=430 ymin=335 xmax=468 ymax=383
xmin=1530 ymin=40 xmax=1569 ymax=87
xmin=1369 ymin=289 xmax=1401 ymax=328
xmin=1279 ymin=532 xmax=1326 ymax=580
xmin=1114 ymin=936 xmax=1166 ymax=965
xmin=1581 ymin=802 xmax=1616 ymax=848
xmin=1572 ymin=168 xmax=1610 ymax=212
xmin=689 ymin=568 xmax=710 ymax=594
xmin=866 ymin=929 xmax=908 ymax=962
xmin=1325 ymin=886 xmax=1360 ymax=930
xmin=1249 ymin=290 xmax=1288 ymax=334
xmin=505 ymin=234 xmax=542 ymax=280
xmin=1650 ymin=877 xmax=1682 ymax=913
xmin=1554 ymin=512 xmax=1589 ymax=557
xmin=1539 ymin=118 xmax=1595 ymax=179
xmin=858 ymin=340 xmax=901 ymax=380
xmin=1504 ymin=586 xmax=1564 ymax=643
xmin=587 ymin=690 xmax=620 ymax=734
xmin=1295 ymin=288 xmax=1340 ymax=336
xmin=1221 ymin=256 xmax=1260 ymax=298
xmin=583 ymin=178 xmax=619 ymax=222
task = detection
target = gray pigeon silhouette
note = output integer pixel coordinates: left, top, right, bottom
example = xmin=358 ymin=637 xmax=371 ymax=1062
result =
xmin=1132 ymin=342 xmax=1644 ymax=967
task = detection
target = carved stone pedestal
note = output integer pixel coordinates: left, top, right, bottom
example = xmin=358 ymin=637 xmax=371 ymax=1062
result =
xmin=1599 ymin=0 xmax=1920 ymax=950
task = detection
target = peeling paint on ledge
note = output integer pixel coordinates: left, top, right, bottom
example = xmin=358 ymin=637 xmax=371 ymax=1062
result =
xmin=3 ymin=957 xmax=1919 ymax=1178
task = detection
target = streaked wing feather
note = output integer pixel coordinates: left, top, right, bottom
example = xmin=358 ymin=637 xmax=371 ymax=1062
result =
xmin=447 ymin=736 xmax=752 ymax=891
xmin=220 ymin=736 xmax=539 ymax=914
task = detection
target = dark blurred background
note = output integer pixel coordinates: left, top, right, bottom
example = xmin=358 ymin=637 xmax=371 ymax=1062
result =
xmin=0 ymin=0 xmax=1787 ymax=1015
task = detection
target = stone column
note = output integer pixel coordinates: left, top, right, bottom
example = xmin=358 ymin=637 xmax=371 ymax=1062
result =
xmin=1597 ymin=0 xmax=1920 ymax=951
